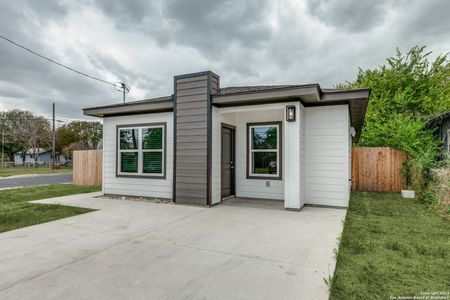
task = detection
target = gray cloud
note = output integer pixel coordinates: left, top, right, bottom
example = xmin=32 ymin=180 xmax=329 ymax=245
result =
xmin=306 ymin=0 xmax=391 ymax=32
xmin=93 ymin=0 xmax=273 ymax=55
xmin=164 ymin=0 xmax=273 ymax=52
xmin=398 ymin=0 xmax=450 ymax=42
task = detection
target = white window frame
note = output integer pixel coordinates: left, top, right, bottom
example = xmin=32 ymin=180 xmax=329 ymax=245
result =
xmin=117 ymin=123 xmax=165 ymax=178
xmin=247 ymin=122 xmax=281 ymax=179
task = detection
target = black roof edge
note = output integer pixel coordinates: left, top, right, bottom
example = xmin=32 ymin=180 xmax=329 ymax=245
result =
xmin=213 ymin=84 xmax=321 ymax=97
xmin=174 ymin=70 xmax=219 ymax=80
xmin=321 ymin=87 xmax=371 ymax=94
xmin=83 ymin=96 xmax=173 ymax=111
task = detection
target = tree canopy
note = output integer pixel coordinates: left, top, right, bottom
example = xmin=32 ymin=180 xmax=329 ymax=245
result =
xmin=56 ymin=121 xmax=102 ymax=160
xmin=0 ymin=110 xmax=51 ymax=160
xmin=0 ymin=109 xmax=102 ymax=161
xmin=345 ymin=46 xmax=450 ymax=157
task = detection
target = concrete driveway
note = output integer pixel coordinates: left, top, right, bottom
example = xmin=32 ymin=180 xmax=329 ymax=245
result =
xmin=0 ymin=193 xmax=346 ymax=300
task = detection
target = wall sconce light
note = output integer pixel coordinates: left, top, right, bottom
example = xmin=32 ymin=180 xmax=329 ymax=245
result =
xmin=286 ymin=105 xmax=296 ymax=122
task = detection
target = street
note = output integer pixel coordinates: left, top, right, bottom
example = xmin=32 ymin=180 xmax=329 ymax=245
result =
xmin=0 ymin=174 xmax=72 ymax=189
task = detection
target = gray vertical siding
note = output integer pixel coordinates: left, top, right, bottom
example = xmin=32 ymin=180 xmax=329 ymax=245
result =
xmin=173 ymin=71 xmax=219 ymax=205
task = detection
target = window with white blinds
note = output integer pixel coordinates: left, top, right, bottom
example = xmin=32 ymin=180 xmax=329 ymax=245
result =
xmin=117 ymin=123 xmax=165 ymax=177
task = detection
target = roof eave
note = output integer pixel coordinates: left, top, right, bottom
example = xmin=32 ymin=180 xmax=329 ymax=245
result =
xmin=83 ymin=101 xmax=174 ymax=117
xmin=320 ymin=89 xmax=370 ymax=101
xmin=212 ymin=85 xmax=321 ymax=107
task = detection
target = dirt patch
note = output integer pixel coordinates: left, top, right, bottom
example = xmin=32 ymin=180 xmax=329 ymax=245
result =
xmin=99 ymin=194 xmax=174 ymax=205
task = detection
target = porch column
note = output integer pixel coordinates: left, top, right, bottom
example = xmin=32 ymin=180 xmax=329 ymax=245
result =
xmin=284 ymin=103 xmax=301 ymax=209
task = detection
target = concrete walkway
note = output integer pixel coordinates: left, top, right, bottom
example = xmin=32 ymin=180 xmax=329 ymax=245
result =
xmin=0 ymin=193 xmax=346 ymax=300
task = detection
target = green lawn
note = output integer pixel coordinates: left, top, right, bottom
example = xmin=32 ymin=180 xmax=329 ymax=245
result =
xmin=0 ymin=167 xmax=72 ymax=177
xmin=330 ymin=192 xmax=450 ymax=300
xmin=0 ymin=184 xmax=100 ymax=233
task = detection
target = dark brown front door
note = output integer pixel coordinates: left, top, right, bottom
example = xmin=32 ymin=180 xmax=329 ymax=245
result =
xmin=221 ymin=124 xmax=235 ymax=198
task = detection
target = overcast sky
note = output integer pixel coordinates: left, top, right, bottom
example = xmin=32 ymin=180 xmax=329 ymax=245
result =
xmin=0 ymin=0 xmax=448 ymax=121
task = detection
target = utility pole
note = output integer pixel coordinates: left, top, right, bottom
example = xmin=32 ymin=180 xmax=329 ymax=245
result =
xmin=1 ymin=130 xmax=4 ymax=168
xmin=52 ymin=103 xmax=56 ymax=169
xmin=122 ymin=83 xmax=126 ymax=103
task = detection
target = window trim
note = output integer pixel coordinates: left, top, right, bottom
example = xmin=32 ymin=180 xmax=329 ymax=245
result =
xmin=116 ymin=122 xmax=167 ymax=179
xmin=246 ymin=121 xmax=282 ymax=180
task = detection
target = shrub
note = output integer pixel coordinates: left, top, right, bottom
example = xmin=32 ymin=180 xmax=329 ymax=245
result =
xmin=435 ymin=156 xmax=450 ymax=217
xmin=403 ymin=150 xmax=435 ymax=200
xmin=404 ymin=154 xmax=450 ymax=218
xmin=360 ymin=114 xmax=440 ymax=158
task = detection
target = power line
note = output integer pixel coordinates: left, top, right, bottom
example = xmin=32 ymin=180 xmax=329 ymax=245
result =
xmin=0 ymin=118 xmax=65 ymax=122
xmin=0 ymin=34 xmax=116 ymax=87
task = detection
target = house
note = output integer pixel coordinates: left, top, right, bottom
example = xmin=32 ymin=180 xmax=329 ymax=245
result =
xmin=14 ymin=148 xmax=66 ymax=165
xmin=84 ymin=71 xmax=370 ymax=209
xmin=427 ymin=111 xmax=450 ymax=158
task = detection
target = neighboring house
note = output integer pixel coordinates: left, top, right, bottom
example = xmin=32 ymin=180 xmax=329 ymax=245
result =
xmin=14 ymin=148 xmax=66 ymax=165
xmin=427 ymin=111 xmax=450 ymax=158
xmin=84 ymin=71 xmax=370 ymax=209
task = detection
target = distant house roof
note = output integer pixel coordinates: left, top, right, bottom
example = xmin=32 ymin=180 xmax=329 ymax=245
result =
xmin=14 ymin=148 xmax=50 ymax=157
xmin=426 ymin=111 xmax=450 ymax=128
xmin=84 ymin=83 xmax=370 ymax=139
xmin=18 ymin=148 xmax=49 ymax=155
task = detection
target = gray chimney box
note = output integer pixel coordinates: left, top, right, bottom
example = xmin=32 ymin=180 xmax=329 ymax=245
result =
xmin=172 ymin=71 xmax=219 ymax=205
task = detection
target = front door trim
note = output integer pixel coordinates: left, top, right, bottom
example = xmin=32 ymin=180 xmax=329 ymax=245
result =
xmin=221 ymin=123 xmax=236 ymax=199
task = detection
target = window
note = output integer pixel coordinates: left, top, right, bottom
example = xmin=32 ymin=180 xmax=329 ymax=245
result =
xmin=247 ymin=122 xmax=282 ymax=179
xmin=117 ymin=123 xmax=166 ymax=178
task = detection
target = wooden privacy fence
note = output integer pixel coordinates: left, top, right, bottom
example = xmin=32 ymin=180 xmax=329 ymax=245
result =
xmin=352 ymin=147 xmax=407 ymax=192
xmin=73 ymin=150 xmax=102 ymax=186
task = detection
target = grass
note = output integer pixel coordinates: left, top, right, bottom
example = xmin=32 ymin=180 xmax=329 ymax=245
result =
xmin=0 ymin=167 xmax=72 ymax=177
xmin=330 ymin=192 xmax=450 ymax=299
xmin=0 ymin=184 xmax=100 ymax=233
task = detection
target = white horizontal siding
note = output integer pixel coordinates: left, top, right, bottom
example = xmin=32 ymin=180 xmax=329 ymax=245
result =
xmin=103 ymin=112 xmax=173 ymax=199
xmin=305 ymin=105 xmax=350 ymax=207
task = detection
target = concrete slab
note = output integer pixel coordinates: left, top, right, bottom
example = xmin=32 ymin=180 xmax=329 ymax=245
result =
xmin=0 ymin=194 xmax=346 ymax=300
xmin=221 ymin=197 xmax=285 ymax=210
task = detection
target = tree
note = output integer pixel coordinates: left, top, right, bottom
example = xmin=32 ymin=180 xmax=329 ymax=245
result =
xmin=344 ymin=46 xmax=450 ymax=158
xmin=360 ymin=114 xmax=440 ymax=158
xmin=0 ymin=110 xmax=51 ymax=161
xmin=68 ymin=121 xmax=102 ymax=149
xmin=56 ymin=121 xmax=102 ymax=160
xmin=56 ymin=125 xmax=78 ymax=153
xmin=62 ymin=142 xmax=86 ymax=161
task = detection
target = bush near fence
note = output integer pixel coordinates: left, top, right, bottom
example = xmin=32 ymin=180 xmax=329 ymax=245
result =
xmin=436 ymin=167 xmax=450 ymax=217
